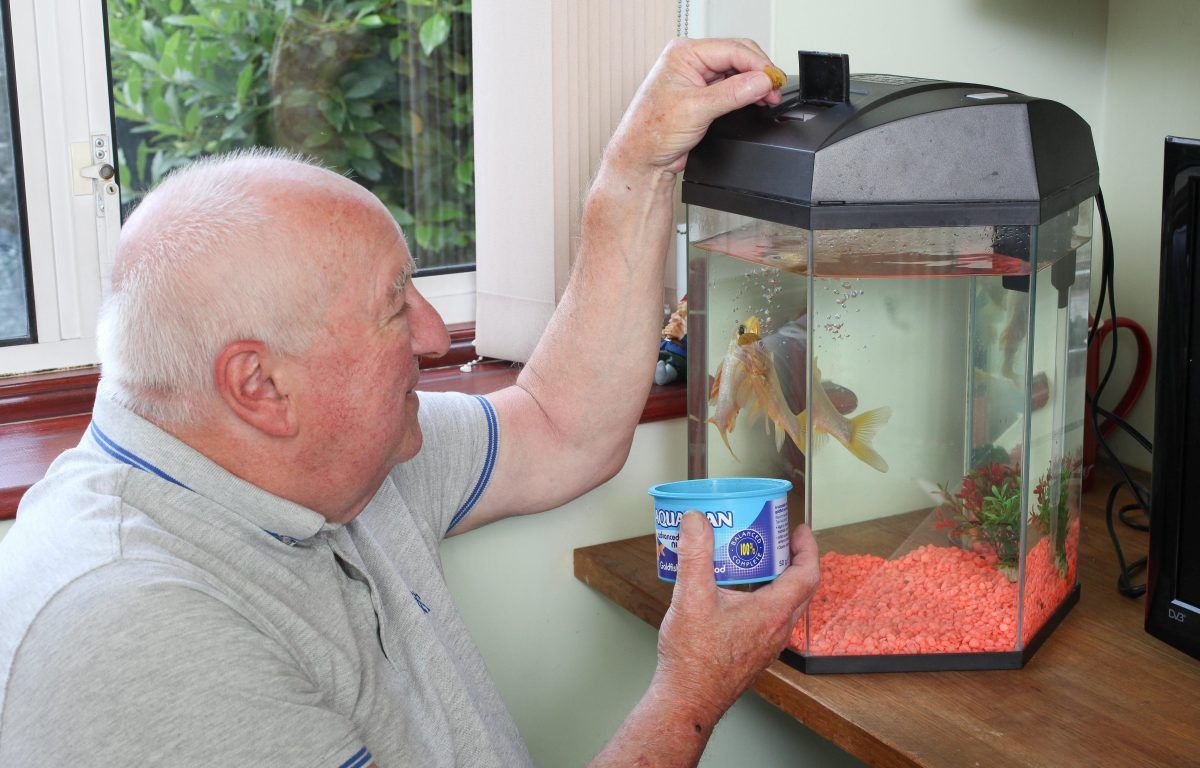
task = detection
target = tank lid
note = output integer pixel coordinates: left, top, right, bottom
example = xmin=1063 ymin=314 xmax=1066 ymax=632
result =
xmin=682 ymin=58 xmax=1098 ymax=229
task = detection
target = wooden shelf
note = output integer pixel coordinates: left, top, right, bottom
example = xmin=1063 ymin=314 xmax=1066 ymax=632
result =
xmin=573 ymin=461 xmax=1200 ymax=767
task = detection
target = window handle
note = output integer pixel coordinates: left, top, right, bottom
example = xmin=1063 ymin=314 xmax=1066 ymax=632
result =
xmin=79 ymin=162 xmax=115 ymax=181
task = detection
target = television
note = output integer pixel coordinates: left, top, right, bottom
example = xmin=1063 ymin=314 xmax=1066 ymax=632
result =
xmin=1146 ymin=135 xmax=1200 ymax=661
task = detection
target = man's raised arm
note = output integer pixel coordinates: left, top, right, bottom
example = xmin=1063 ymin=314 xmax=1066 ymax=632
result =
xmin=456 ymin=39 xmax=783 ymax=532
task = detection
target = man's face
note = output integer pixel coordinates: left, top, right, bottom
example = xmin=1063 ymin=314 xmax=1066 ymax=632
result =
xmin=293 ymin=202 xmax=450 ymax=518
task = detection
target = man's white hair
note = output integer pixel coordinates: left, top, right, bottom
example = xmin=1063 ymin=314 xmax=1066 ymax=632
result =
xmin=97 ymin=148 xmax=338 ymax=426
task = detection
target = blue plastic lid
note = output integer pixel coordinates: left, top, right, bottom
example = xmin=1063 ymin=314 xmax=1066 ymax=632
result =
xmin=648 ymin=477 xmax=792 ymax=499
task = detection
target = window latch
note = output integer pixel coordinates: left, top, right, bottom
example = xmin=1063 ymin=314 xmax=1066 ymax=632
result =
xmin=69 ymin=134 xmax=122 ymax=293
xmin=79 ymin=162 xmax=115 ymax=181
xmin=70 ymin=135 xmax=120 ymax=218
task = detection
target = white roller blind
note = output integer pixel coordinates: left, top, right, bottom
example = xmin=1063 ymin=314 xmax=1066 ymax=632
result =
xmin=472 ymin=0 xmax=677 ymax=363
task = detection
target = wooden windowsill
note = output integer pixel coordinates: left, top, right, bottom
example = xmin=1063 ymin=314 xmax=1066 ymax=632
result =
xmin=0 ymin=324 xmax=686 ymax=519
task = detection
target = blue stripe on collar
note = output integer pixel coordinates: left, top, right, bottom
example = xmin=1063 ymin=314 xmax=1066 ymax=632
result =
xmin=91 ymin=422 xmax=311 ymax=547
xmin=90 ymin=422 xmax=192 ymax=491
xmin=445 ymin=395 xmax=498 ymax=534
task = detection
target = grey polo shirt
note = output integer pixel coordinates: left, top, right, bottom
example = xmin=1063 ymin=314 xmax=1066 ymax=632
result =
xmin=0 ymin=389 xmax=532 ymax=768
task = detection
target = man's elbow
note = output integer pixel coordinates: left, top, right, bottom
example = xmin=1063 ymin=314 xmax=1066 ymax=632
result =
xmin=592 ymin=430 xmax=636 ymax=486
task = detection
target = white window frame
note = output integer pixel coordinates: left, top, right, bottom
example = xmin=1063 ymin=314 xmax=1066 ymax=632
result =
xmin=0 ymin=0 xmax=113 ymax=376
xmin=0 ymin=1 xmax=473 ymax=378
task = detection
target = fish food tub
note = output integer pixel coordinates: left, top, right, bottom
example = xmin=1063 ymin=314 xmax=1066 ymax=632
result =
xmin=681 ymin=51 xmax=1092 ymax=673
xmin=650 ymin=477 xmax=792 ymax=587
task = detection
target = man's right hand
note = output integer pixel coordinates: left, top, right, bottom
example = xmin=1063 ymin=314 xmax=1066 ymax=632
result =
xmin=589 ymin=512 xmax=819 ymax=768
xmin=654 ymin=512 xmax=820 ymax=726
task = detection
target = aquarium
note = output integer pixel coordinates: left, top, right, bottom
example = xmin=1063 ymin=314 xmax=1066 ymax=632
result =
xmin=681 ymin=56 xmax=1097 ymax=672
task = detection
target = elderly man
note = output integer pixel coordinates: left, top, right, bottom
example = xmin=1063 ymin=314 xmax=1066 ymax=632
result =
xmin=0 ymin=38 xmax=818 ymax=767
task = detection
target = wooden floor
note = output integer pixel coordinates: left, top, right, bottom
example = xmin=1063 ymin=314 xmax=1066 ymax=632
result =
xmin=574 ymin=461 xmax=1200 ymax=768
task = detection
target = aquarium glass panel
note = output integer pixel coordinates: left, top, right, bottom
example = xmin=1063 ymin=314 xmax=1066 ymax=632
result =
xmin=687 ymin=208 xmax=810 ymax=500
xmin=1019 ymin=202 xmax=1092 ymax=646
xmin=687 ymin=204 xmax=1092 ymax=666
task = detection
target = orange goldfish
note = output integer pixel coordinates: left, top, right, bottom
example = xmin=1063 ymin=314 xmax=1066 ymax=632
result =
xmin=799 ymin=360 xmax=892 ymax=472
xmin=707 ymin=316 xmax=804 ymax=460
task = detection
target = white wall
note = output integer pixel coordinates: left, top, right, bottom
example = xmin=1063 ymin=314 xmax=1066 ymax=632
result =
xmin=769 ymin=0 xmax=1111 ymax=144
xmin=441 ymin=418 xmax=863 ymax=767
xmin=1096 ymin=0 xmax=1200 ymax=467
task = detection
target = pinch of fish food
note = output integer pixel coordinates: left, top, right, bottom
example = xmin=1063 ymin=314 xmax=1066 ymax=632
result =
xmin=764 ymin=64 xmax=787 ymax=90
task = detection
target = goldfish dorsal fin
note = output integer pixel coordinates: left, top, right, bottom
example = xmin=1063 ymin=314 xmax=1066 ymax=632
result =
xmin=846 ymin=406 xmax=892 ymax=472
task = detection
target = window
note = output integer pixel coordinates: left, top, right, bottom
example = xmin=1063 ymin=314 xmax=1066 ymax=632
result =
xmin=107 ymin=1 xmax=475 ymax=274
xmin=0 ymin=1 xmax=475 ymax=377
xmin=0 ymin=0 xmax=32 ymax=348
xmin=0 ymin=1 xmax=117 ymax=377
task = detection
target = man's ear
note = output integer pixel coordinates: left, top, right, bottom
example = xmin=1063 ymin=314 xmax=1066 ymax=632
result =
xmin=214 ymin=340 xmax=298 ymax=438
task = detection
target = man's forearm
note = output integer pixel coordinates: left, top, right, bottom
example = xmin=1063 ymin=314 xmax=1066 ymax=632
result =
xmin=517 ymin=159 xmax=676 ymax=473
xmin=590 ymin=674 xmax=724 ymax=768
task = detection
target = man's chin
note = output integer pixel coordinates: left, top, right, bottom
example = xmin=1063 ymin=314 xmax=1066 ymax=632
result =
xmin=393 ymin=427 xmax=424 ymax=465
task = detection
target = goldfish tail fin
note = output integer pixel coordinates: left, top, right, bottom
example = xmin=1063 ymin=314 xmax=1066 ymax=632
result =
xmin=847 ymin=406 xmax=892 ymax=472
xmin=707 ymin=417 xmax=740 ymax=461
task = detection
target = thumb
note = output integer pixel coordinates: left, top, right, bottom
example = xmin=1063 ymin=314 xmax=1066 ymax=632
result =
xmin=696 ymin=70 xmax=773 ymax=123
xmin=674 ymin=511 xmax=716 ymax=596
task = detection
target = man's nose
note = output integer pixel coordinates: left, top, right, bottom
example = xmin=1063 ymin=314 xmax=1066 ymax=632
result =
xmin=411 ymin=289 xmax=451 ymax=359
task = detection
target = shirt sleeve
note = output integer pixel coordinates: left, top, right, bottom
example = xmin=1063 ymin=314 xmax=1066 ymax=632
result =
xmin=0 ymin=565 xmax=370 ymax=768
xmin=390 ymin=390 xmax=498 ymax=538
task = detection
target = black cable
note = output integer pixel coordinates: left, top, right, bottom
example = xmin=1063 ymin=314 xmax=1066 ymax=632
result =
xmin=1091 ymin=402 xmax=1153 ymax=453
xmin=1089 ymin=188 xmax=1151 ymax=598
xmin=1104 ymin=481 xmax=1148 ymax=596
xmin=1119 ymin=502 xmax=1150 ymax=532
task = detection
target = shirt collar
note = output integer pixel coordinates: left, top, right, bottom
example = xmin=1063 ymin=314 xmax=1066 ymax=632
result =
xmin=89 ymin=385 xmax=331 ymax=544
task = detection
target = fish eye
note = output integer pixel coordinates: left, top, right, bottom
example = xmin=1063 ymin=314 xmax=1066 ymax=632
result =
xmin=737 ymin=324 xmax=745 ymax=335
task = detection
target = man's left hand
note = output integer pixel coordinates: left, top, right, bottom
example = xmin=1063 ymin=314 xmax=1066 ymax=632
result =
xmin=606 ymin=38 xmax=784 ymax=179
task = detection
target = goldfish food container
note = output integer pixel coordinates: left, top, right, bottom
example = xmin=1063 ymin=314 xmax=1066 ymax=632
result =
xmin=650 ymin=477 xmax=792 ymax=586
xmin=681 ymin=51 xmax=1094 ymax=672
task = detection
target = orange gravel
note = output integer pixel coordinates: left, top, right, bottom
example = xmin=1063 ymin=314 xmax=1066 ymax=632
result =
xmin=789 ymin=521 xmax=1079 ymax=656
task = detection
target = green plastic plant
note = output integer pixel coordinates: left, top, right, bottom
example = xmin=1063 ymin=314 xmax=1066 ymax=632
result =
xmin=1032 ymin=456 xmax=1080 ymax=576
xmin=936 ymin=461 xmax=1023 ymax=576
xmin=107 ymin=0 xmax=473 ymax=269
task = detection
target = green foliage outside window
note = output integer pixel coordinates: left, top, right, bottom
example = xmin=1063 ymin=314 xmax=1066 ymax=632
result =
xmin=107 ymin=0 xmax=474 ymax=270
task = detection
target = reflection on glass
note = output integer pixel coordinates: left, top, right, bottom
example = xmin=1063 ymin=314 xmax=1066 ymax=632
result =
xmin=0 ymin=0 xmax=31 ymax=345
xmin=107 ymin=2 xmax=475 ymax=272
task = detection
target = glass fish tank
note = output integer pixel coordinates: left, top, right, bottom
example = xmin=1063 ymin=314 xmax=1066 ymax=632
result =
xmin=681 ymin=55 xmax=1097 ymax=672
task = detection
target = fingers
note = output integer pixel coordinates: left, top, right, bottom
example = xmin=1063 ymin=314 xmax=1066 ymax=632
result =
xmin=672 ymin=511 xmax=716 ymax=600
xmin=756 ymin=525 xmax=820 ymax=611
xmin=680 ymin=37 xmax=774 ymax=82
xmin=603 ymin=36 xmax=782 ymax=176
xmin=693 ymin=71 xmax=775 ymax=123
